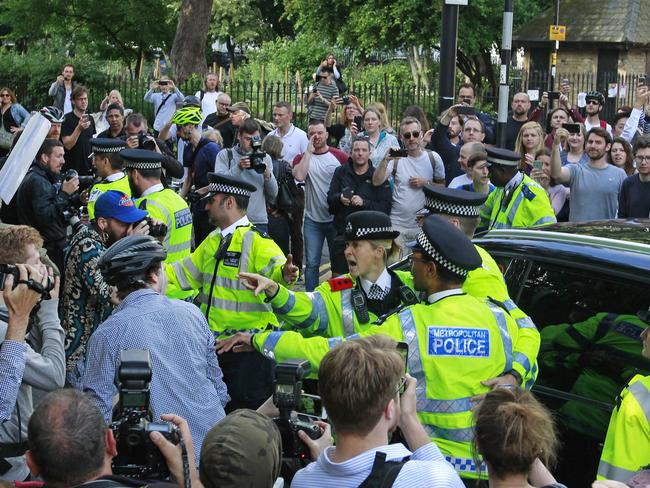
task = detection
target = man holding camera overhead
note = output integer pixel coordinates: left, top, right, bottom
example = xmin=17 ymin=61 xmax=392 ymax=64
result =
xmin=144 ymin=77 xmax=184 ymax=138
xmin=214 ymin=118 xmax=277 ymax=233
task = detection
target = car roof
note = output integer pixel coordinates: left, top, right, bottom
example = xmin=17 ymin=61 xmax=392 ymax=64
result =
xmin=475 ymin=220 xmax=650 ymax=280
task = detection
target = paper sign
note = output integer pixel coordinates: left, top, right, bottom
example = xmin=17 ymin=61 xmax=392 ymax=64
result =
xmin=608 ymin=83 xmax=618 ymax=98
xmin=577 ymin=92 xmax=587 ymax=108
xmin=527 ymin=89 xmax=540 ymax=101
xmin=619 ymin=84 xmax=627 ymax=98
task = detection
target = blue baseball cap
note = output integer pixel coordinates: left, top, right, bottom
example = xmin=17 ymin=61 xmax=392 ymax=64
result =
xmin=94 ymin=190 xmax=147 ymax=223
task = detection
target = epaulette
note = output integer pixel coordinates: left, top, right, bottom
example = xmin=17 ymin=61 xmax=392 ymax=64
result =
xmin=521 ymin=184 xmax=536 ymax=201
xmin=486 ymin=296 xmax=511 ymax=315
xmin=249 ymin=225 xmax=271 ymax=239
xmin=328 ymin=276 xmax=353 ymax=292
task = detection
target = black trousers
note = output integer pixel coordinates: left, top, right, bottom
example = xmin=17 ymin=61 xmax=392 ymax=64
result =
xmin=218 ymin=350 xmax=275 ymax=413
xmin=268 ymin=212 xmax=290 ymax=256
xmin=192 ymin=207 xmax=215 ymax=249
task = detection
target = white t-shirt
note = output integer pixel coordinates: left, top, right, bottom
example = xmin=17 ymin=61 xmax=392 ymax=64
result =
xmin=196 ymin=90 xmax=222 ymax=122
xmin=302 ymin=150 xmax=344 ymax=222
xmin=63 ymin=88 xmax=73 ymax=114
xmin=269 ymin=125 xmax=309 ymax=163
xmin=386 ymin=151 xmax=443 ymax=231
xmin=584 ymin=118 xmax=612 ymax=136
xmin=448 ymin=173 xmax=472 ymax=189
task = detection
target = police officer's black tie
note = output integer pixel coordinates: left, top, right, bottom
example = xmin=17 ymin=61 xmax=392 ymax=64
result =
xmin=367 ymin=284 xmax=386 ymax=300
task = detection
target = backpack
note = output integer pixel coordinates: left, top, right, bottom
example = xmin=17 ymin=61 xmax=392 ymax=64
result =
xmin=390 ymin=150 xmax=441 ymax=186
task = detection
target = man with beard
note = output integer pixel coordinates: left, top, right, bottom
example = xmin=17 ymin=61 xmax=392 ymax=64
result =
xmin=584 ymin=91 xmax=612 ymax=135
xmin=550 ymin=127 xmax=626 ymax=221
xmin=504 ymin=92 xmax=531 ymax=150
xmin=63 ymin=190 xmax=150 ymax=388
xmin=174 ymin=106 xmax=221 ymax=246
xmin=122 ymin=149 xmax=192 ymax=266
xmin=166 ymin=173 xmax=298 ymax=412
xmin=204 ymin=93 xmax=235 ymax=148
xmin=48 ymin=64 xmax=76 ymax=114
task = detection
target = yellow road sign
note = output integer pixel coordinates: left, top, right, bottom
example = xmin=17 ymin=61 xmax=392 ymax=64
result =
xmin=549 ymin=25 xmax=566 ymax=41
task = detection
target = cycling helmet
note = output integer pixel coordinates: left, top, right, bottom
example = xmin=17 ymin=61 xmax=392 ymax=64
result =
xmin=40 ymin=106 xmax=65 ymax=123
xmin=585 ymin=90 xmax=605 ymax=105
xmin=98 ymin=235 xmax=167 ymax=287
xmin=171 ymin=106 xmax=203 ymax=126
xmin=182 ymin=95 xmax=201 ymax=108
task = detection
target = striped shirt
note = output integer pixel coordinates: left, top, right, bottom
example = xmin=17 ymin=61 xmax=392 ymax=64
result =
xmin=308 ymin=81 xmax=339 ymax=122
xmin=291 ymin=442 xmax=463 ymax=488
xmin=81 ymin=288 xmax=229 ymax=465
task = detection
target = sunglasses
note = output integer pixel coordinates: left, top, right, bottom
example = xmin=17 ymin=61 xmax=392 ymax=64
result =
xmin=586 ymin=100 xmax=600 ymax=106
xmin=402 ymin=131 xmax=421 ymax=139
xmin=0 ymin=94 xmax=10 ymax=97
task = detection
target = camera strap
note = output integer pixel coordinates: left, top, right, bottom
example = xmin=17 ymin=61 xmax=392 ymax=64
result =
xmin=358 ymin=451 xmax=410 ymax=488
xmin=154 ymin=94 xmax=172 ymax=120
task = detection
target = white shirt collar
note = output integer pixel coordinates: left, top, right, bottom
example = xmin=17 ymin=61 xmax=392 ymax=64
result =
xmin=104 ymin=171 xmax=125 ymax=183
xmin=505 ymin=172 xmax=524 ymax=192
xmin=140 ymin=182 xmax=164 ymax=197
xmin=359 ymin=268 xmax=391 ymax=296
xmin=427 ymin=288 xmax=464 ymax=304
xmin=220 ymin=215 xmax=250 ymax=237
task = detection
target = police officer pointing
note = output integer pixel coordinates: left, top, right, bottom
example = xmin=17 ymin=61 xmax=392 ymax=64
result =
xmin=166 ymin=172 xmax=298 ymax=411
xmin=219 ymin=216 xmax=523 ymax=481
xmin=479 ymin=147 xmax=556 ymax=230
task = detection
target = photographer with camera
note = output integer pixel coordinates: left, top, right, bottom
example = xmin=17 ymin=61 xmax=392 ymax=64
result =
xmin=63 ymin=190 xmax=152 ymax=389
xmin=15 ymin=139 xmax=79 ymax=272
xmin=81 ymin=235 xmax=229 ymax=465
xmin=215 ymin=119 xmax=277 ymax=233
xmin=172 ymin=106 xmax=221 ymax=247
xmin=85 ymin=138 xmax=130 ymax=220
xmin=123 ymin=113 xmax=184 ymax=185
xmin=0 ymin=225 xmax=64 ymax=481
xmin=292 ymin=335 xmax=462 ymax=487
xmin=123 ymin=149 xmax=192 ymax=272
xmin=26 ymin=388 xmax=192 ymax=488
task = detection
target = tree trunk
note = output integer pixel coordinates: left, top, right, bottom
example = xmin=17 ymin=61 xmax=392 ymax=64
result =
xmin=226 ymin=37 xmax=237 ymax=70
xmin=170 ymin=0 xmax=214 ymax=84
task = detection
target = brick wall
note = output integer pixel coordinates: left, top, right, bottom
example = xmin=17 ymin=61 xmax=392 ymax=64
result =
xmin=556 ymin=49 xmax=599 ymax=76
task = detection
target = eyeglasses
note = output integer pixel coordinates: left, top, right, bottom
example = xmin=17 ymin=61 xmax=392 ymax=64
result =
xmin=0 ymin=94 xmax=10 ymax=98
xmin=395 ymin=376 xmax=407 ymax=395
xmin=586 ymin=100 xmax=601 ymax=106
xmin=402 ymin=131 xmax=421 ymax=139
xmin=635 ymin=155 xmax=650 ymax=163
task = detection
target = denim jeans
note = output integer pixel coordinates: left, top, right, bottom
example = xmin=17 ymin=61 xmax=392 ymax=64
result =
xmin=304 ymin=215 xmax=336 ymax=291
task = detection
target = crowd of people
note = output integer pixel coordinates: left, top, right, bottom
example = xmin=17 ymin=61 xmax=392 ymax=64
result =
xmin=0 ymin=59 xmax=649 ymax=487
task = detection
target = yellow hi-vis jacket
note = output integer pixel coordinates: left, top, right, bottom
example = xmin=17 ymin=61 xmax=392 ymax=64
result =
xmin=87 ymin=174 xmax=131 ymax=220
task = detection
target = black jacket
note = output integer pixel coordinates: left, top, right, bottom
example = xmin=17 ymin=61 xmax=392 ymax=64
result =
xmin=327 ymin=159 xmax=392 ymax=235
xmin=16 ymin=163 xmax=72 ymax=243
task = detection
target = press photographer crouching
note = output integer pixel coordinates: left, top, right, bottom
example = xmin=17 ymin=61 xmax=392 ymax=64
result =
xmin=0 ymin=225 xmax=64 ymax=481
xmin=14 ymin=139 xmax=79 ymax=272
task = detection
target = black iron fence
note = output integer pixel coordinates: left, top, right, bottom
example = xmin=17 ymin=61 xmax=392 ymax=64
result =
xmin=0 ymin=71 xmax=644 ymax=129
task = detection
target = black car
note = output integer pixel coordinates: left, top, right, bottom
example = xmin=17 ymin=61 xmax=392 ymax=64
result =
xmin=478 ymin=221 xmax=650 ymax=486
xmin=391 ymin=220 xmax=650 ymax=486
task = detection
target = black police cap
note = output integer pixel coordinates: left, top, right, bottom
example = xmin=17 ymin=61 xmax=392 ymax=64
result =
xmin=344 ymin=211 xmax=400 ymax=241
xmin=485 ymin=147 xmax=521 ymax=167
xmin=203 ymin=173 xmax=257 ymax=199
xmin=422 ymin=185 xmax=487 ymax=217
xmin=409 ymin=215 xmax=481 ymax=277
xmin=120 ymin=148 xmax=164 ymax=170
xmin=89 ymin=138 xmax=126 ymax=157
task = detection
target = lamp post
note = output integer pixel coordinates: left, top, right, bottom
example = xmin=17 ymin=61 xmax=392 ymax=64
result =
xmin=438 ymin=1 xmax=466 ymax=114
xmin=497 ymin=0 xmax=514 ymax=148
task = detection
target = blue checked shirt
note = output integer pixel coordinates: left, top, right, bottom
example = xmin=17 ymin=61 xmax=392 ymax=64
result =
xmin=81 ymin=289 xmax=229 ymax=464
xmin=0 ymin=340 xmax=27 ymax=422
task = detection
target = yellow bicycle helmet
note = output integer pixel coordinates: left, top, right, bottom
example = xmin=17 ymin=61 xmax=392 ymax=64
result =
xmin=172 ymin=106 xmax=203 ymax=126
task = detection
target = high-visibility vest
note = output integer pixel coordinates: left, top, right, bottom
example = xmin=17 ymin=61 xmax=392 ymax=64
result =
xmin=598 ymin=374 xmax=650 ymax=482
xmin=87 ymin=174 xmax=131 ymax=220
xmin=464 ymin=244 xmax=540 ymax=386
xmin=253 ymin=292 xmax=520 ymax=480
xmin=166 ymin=223 xmax=289 ymax=335
xmin=136 ymin=188 xmax=192 ymax=264
xmin=480 ymin=174 xmax=556 ymax=229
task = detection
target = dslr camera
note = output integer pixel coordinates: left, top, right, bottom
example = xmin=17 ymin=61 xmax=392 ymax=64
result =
xmin=64 ymin=169 xmax=95 ymax=191
xmin=111 ymin=350 xmax=180 ymax=479
xmin=0 ymin=264 xmax=55 ymax=300
xmin=137 ymin=131 xmax=157 ymax=151
xmin=247 ymin=136 xmax=267 ymax=174
xmin=138 ymin=217 xmax=168 ymax=239
xmin=273 ymin=360 xmax=322 ymax=465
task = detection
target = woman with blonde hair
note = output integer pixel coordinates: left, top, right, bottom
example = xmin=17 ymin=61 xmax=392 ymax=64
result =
xmin=345 ymin=106 xmax=399 ymax=167
xmin=96 ymin=89 xmax=132 ymax=133
xmin=474 ymin=387 xmax=566 ymax=488
xmin=515 ymin=121 xmax=545 ymax=171
xmin=366 ymin=101 xmax=394 ymax=134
